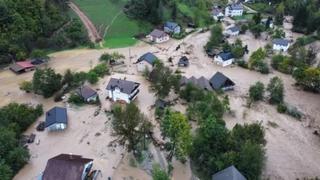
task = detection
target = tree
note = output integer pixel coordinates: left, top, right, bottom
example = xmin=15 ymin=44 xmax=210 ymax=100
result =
xmin=161 ymin=110 xmax=192 ymax=162
xmin=86 ymin=71 xmax=99 ymax=84
xmin=152 ymin=164 xmax=170 ymax=180
xmin=267 ymin=77 xmax=284 ymax=104
xmin=293 ymin=67 xmax=320 ymax=93
xmin=32 ymin=68 xmax=62 ymax=98
xmin=272 ymin=28 xmax=286 ymax=39
xmin=19 ymin=81 xmax=33 ymax=93
xmin=112 ymin=103 xmax=152 ymax=153
xmin=206 ymin=25 xmax=223 ymax=50
xmin=249 ymin=48 xmax=268 ymax=74
xmin=231 ymin=39 xmax=245 ymax=59
xmin=275 ymin=3 xmax=284 ymax=25
xmin=252 ymin=13 xmax=262 ymax=25
xmin=6 ymin=147 xmax=30 ymax=172
xmin=91 ymin=63 xmax=109 ymax=77
xmin=249 ymin=82 xmax=265 ymax=101
xmin=0 ymin=161 xmax=12 ymax=180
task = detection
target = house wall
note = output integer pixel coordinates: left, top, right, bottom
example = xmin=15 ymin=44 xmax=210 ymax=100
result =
xmin=137 ymin=61 xmax=153 ymax=72
xmin=47 ymin=123 xmax=67 ymax=131
xmin=225 ymin=7 xmax=243 ymax=17
xmin=273 ymin=44 xmax=290 ymax=51
xmin=107 ymin=88 xmax=139 ymax=103
xmin=154 ymin=35 xmax=170 ymax=43
xmin=214 ymin=56 xmax=234 ymax=67
xmin=86 ymin=94 xmax=98 ymax=102
xmin=164 ymin=26 xmax=181 ymax=34
xmin=213 ymin=13 xmax=224 ymax=20
xmin=226 ymin=30 xmax=239 ymax=36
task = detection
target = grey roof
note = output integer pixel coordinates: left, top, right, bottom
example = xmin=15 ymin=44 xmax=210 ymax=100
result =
xmin=212 ymin=8 xmax=223 ymax=16
xmin=106 ymin=78 xmax=140 ymax=94
xmin=45 ymin=107 xmax=67 ymax=127
xmin=138 ymin=52 xmax=158 ymax=65
xmin=272 ymin=38 xmax=289 ymax=46
xmin=228 ymin=3 xmax=243 ymax=10
xmin=42 ymin=154 xmax=93 ymax=180
xmin=180 ymin=76 xmax=213 ymax=91
xmin=178 ymin=56 xmax=189 ymax=66
xmin=150 ymin=29 xmax=168 ymax=38
xmin=76 ymin=86 xmax=97 ymax=99
xmin=212 ymin=165 xmax=247 ymax=180
xmin=164 ymin=21 xmax=179 ymax=30
xmin=228 ymin=26 xmax=240 ymax=33
xmin=209 ymin=72 xmax=235 ymax=90
xmin=218 ymin=52 xmax=234 ymax=61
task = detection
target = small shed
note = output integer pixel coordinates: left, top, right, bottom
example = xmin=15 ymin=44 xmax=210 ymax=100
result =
xmin=10 ymin=61 xmax=35 ymax=74
xmin=76 ymin=86 xmax=98 ymax=102
xmin=209 ymin=72 xmax=235 ymax=91
xmin=136 ymin=52 xmax=158 ymax=72
xmin=45 ymin=107 xmax=68 ymax=131
xmin=178 ymin=56 xmax=189 ymax=67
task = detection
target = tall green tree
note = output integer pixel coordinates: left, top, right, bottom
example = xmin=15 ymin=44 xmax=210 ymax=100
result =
xmin=32 ymin=68 xmax=62 ymax=98
xmin=267 ymin=77 xmax=284 ymax=104
xmin=249 ymin=82 xmax=265 ymax=102
xmin=205 ymin=24 xmax=223 ymax=50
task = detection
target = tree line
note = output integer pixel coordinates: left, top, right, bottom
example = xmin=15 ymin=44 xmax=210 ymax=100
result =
xmin=0 ymin=0 xmax=89 ymax=66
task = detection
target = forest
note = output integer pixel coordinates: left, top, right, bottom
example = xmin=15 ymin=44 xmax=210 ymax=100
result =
xmin=0 ymin=0 xmax=89 ymax=66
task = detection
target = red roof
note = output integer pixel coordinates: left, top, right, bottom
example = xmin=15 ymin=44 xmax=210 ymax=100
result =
xmin=16 ymin=61 xmax=35 ymax=68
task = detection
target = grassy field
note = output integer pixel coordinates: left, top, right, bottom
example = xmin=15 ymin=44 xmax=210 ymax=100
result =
xmin=73 ymin=0 xmax=151 ymax=48
xmin=232 ymin=14 xmax=254 ymax=21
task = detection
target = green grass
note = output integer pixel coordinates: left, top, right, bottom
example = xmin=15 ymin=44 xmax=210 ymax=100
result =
xmin=245 ymin=3 xmax=273 ymax=13
xmin=73 ymin=0 xmax=151 ymax=48
xmin=232 ymin=14 xmax=254 ymax=21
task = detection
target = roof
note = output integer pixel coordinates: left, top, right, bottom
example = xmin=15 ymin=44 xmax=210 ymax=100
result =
xmin=138 ymin=52 xmax=158 ymax=65
xmin=178 ymin=56 xmax=189 ymax=66
xmin=228 ymin=26 xmax=240 ymax=33
xmin=10 ymin=61 xmax=35 ymax=72
xmin=76 ymin=86 xmax=97 ymax=99
xmin=228 ymin=3 xmax=243 ymax=10
xmin=149 ymin=29 xmax=168 ymax=38
xmin=212 ymin=165 xmax=247 ymax=180
xmin=45 ymin=107 xmax=68 ymax=127
xmin=272 ymin=38 xmax=289 ymax=46
xmin=217 ymin=52 xmax=234 ymax=61
xmin=42 ymin=154 xmax=93 ymax=180
xmin=212 ymin=8 xmax=223 ymax=16
xmin=106 ymin=78 xmax=140 ymax=94
xmin=209 ymin=72 xmax=235 ymax=90
xmin=181 ymin=76 xmax=213 ymax=91
xmin=164 ymin=21 xmax=179 ymax=30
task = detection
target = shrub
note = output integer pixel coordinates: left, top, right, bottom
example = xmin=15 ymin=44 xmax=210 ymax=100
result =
xmin=87 ymin=71 xmax=99 ymax=84
xmin=68 ymin=93 xmax=84 ymax=105
xmin=19 ymin=81 xmax=33 ymax=93
xmin=249 ymin=82 xmax=265 ymax=101
xmin=267 ymin=77 xmax=284 ymax=104
xmin=277 ymin=103 xmax=287 ymax=113
xmin=237 ymin=60 xmax=249 ymax=69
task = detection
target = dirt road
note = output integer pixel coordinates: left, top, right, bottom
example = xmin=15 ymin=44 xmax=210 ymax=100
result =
xmin=69 ymin=2 xmax=102 ymax=42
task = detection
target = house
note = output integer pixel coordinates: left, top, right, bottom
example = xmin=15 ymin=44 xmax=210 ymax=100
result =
xmin=209 ymin=72 xmax=235 ymax=91
xmin=164 ymin=21 xmax=181 ymax=34
xmin=212 ymin=165 xmax=247 ymax=180
xmin=76 ymin=86 xmax=98 ymax=102
xmin=40 ymin=154 xmax=93 ymax=180
xmin=106 ymin=78 xmax=140 ymax=103
xmin=225 ymin=3 xmax=244 ymax=17
xmin=10 ymin=61 xmax=35 ymax=74
xmin=136 ymin=52 xmax=158 ymax=72
xmin=214 ymin=52 xmax=234 ymax=67
xmin=45 ymin=107 xmax=68 ymax=131
xmin=212 ymin=7 xmax=224 ymax=21
xmin=272 ymin=38 xmax=290 ymax=51
xmin=226 ymin=26 xmax=240 ymax=36
xmin=180 ymin=76 xmax=213 ymax=91
xmin=178 ymin=56 xmax=189 ymax=67
xmin=147 ymin=29 xmax=170 ymax=43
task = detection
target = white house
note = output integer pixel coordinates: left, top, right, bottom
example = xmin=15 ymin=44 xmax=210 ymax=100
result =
xmin=40 ymin=154 xmax=93 ymax=180
xmin=272 ymin=38 xmax=290 ymax=51
xmin=164 ymin=21 xmax=181 ymax=34
xmin=45 ymin=107 xmax=67 ymax=131
xmin=225 ymin=26 xmax=240 ymax=36
xmin=106 ymin=78 xmax=140 ymax=103
xmin=136 ymin=52 xmax=158 ymax=72
xmin=76 ymin=85 xmax=98 ymax=102
xmin=214 ymin=52 xmax=234 ymax=67
xmin=147 ymin=29 xmax=170 ymax=43
xmin=225 ymin=3 xmax=244 ymax=17
xmin=212 ymin=7 xmax=224 ymax=21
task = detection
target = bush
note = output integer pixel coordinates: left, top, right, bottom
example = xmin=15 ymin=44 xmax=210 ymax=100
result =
xmin=87 ymin=71 xmax=99 ymax=84
xmin=249 ymin=82 xmax=265 ymax=101
xmin=267 ymin=77 xmax=284 ymax=104
xmin=68 ymin=93 xmax=84 ymax=105
xmin=277 ymin=103 xmax=287 ymax=113
xmin=152 ymin=164 xmax=170 ymax=180
xmin=237 ymin=60 xmax=249 ymax=69
xmin=92 ymin=63 xmax=109 ymax=77
xmin=19 ymin=81 xmax=33 ymax=93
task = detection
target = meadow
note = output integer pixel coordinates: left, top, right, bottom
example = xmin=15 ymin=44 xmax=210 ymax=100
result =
xmin=73 ymin=0 xmax=151 ymax=48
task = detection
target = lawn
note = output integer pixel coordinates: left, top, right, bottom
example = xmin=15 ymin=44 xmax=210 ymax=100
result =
xmin=73 ymin=0 xmax=151 ymax=48
xmin=232 ymin=14 xmax=254 ymax=21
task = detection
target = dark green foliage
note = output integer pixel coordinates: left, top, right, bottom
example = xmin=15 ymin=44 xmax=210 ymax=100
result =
xmin=293 ymin=67 xmax=320 ymax=93
xmin=0 ymin=0 xmax=88 ymax=65
xmin=68 ymin=93 xmax=85 ymax=105
xmin=91 ymin=63 xmax=109 ymax=77
xmin=277 ymin=103 xmax=287 ymax=113
xmin=249 ymin=82 xmax=265 ymax=101
xmin=231 ymin=39 xmax=245 ymax=59
xmin=152 ymin=164 xmax=170 ymax=180
xmin=0 ymin=103 xmax=43 ymax=179
xmin=99 ymin=52 xmax=125 ymax=64
xmin=267 ymin=77 xmax=284 ymax=104
xmin=271 ymin=54 xmax=293 ymax=74
xmin=249 ymin=48 xmax=269 ymax=74
xmin=87 ymin=71 xmax=99 ymax=84
xmin=237 ymin=60 xmax=249 ymax=69
xmin=32 ymin=68 xmax=62 ymax=98
xmin=112 ymin=103 xmax=152 ymax=153
xmin=205 ymin=25 xmax=223 ymax=50
xmin=19 ymin=81 xmax=33 ymax=93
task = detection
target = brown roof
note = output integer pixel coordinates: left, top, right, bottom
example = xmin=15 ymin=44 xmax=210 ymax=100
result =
xmin=42 ymin=154 xmax=93 ymax=180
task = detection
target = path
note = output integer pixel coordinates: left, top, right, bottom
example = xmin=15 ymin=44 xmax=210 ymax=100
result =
xmin=103 ymin=10 xmax=123 ymax=38
xmin=69 ymin=2 xmax=102 ymax=43
xmin=243 ymin=4 xmax=258 ymax=13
